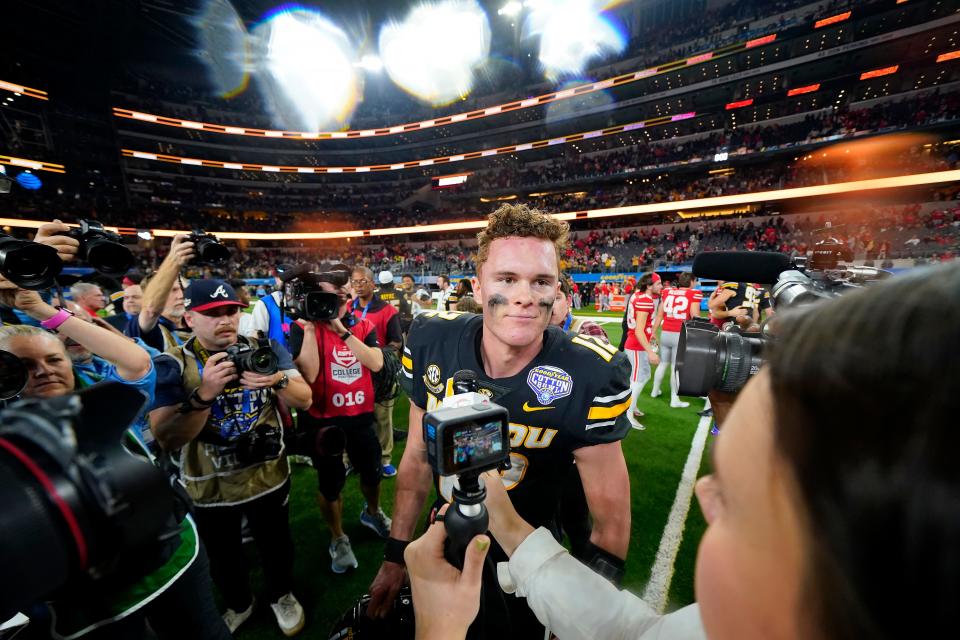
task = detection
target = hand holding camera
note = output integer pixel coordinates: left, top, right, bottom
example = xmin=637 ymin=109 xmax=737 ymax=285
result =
xmin=34 ymin=220 xmax=80 ymax=262
xmin=404 ymin=503 xmax=490 ymax=640
xmin=166 ymin=234 xmax=196 ymax=268
xmin=198 ymin=352 xmax=238 ymax=401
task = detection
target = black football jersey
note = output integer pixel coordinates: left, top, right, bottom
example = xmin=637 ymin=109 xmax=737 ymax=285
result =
xmin=401 ymin=310 xmax=632 ymax=529
xmin=720 ymin=281 xmax=771 ymax=311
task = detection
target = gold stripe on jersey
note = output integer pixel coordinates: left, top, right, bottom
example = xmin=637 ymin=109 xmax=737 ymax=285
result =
xmin=401 ymin=355 xmax=413 ymax=371
xmin=571 ymin=335 xmax=616 ymax=362
xmin=587 ymin=398 xmax=631 ymax=421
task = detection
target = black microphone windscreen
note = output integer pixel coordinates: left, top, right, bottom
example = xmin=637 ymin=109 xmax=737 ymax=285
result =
xmin=278 ymin=263 xmax=313 ymax=283
xmin=692 ymin=251 xmax=793 ymax=284
xmin=452 ymin=369 xmax=479 ymax=394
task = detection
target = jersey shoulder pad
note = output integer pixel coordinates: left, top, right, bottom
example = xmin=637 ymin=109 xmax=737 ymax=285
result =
xmin=406 ymin=311 xmax=477 ymax=353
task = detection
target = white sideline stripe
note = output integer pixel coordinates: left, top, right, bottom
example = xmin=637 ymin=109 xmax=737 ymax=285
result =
xmin=642 ymin=410 xmax=712 ymax=612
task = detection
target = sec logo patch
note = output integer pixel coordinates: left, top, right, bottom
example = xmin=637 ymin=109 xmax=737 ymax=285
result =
xmin=423 ymin=363 xmax=444 ymax=394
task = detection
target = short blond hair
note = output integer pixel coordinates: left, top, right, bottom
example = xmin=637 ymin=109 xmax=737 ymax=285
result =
xmin=476 ymin=204 xmax=569 ymax=272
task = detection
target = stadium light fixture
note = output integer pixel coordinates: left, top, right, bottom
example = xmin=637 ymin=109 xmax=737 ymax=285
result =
xmin=137 ymin=230 xmax=153 ymax=241
xmin=253 ymin=7 xmax=361 ymax=131
xmin=528 ymin=0 xmax=626 ymax=80
xmin=379 ymin=0 xmax=490 ymax=106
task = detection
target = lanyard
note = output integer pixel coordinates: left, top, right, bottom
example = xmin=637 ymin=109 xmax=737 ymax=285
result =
xmin=195 ymin=348 xmax=256 ymax=439
xmin=353 ymin=297 xmax=372 ymax=320
xmin=562 ymin=313 xmax=572 ymax=332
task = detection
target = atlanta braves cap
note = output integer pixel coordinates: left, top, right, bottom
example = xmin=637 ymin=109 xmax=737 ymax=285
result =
xmin=184 ymin=279 xmax=247 ymax=313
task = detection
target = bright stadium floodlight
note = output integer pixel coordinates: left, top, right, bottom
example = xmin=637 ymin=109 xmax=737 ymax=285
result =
xmin=379 ymin=0 xmax=491 ymax=106
xmin=252 ymin=7 xmax=361 ymax=131
xmin=527 ymin=0 xmax=626 ymax=80
xmin=357 ymin=54 xmax=384 ymax=73
xmin=498 ymin=1 xmax=523 ymax=16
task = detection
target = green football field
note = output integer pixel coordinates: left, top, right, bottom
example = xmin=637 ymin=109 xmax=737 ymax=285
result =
xmin=238 ymin=319 xmax=712 ymax=638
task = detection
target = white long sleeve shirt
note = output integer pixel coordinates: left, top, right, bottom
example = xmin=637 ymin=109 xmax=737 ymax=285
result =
xmin=497 ymin=528 xmax=706 ymax=640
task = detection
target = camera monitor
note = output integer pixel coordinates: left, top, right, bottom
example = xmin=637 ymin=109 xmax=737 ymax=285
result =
xmin=423 ymin=403 xmax=510 ymax=477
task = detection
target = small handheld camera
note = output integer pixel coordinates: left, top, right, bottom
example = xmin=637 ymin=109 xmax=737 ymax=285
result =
xmin=423 ymin=370 xmax=510 ymax=569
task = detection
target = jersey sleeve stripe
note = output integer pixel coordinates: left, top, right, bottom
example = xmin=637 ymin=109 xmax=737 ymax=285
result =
xmin=571 ymin=336 xmax=614 ymax=362
xmin=585 ymin=419 xmax=618 ymax=431
xmin=401 ymin=355 xmax=413 ymax=371
xmin=592 ymin=387 xmax=632 ymax=404
xmin=587 ymin=398 xmax=631 ymax=421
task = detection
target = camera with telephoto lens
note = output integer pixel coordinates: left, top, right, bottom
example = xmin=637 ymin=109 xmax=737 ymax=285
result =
xmin=279 ymin=264 xmax=347 ymax=321
xmin=680 ymin=234 xmax=892 ymax=395
xmin=677 ymin=318 xmax=767 ymax=397
xmin=187 ymin=230 xmax=231 ymax=266
xmin=0 ymin=233 xmax=63 ymax=290
xmin=225 ymin=337 xmax=279 ymax=375
xmin=423 ymin=370 xmax=511 ymax=569
xmin=234 ymin=425 xmax=284 ymax=465
xmin=0 ymin=382 xmax=183 ymax=621
xmin=68 ymin=220 xmax=135 ymax=276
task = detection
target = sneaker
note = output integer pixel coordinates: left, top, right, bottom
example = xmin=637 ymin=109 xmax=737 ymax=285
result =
xmin=270 ymin=592 xmax=305 ymax=637
xmin=329 ymin=535 xmax=358 ymax=574
xmin=360 ymin=503 xmax=392 ymax=539
xmin=382 ymin=463 xmax=398 ymax=478
xmin=710 ymin=423 xmax=720 ymax=436
xmin=670 ymin=398 xmax=690 ymax=408
xmin=288 ymin=454 xmax=314 ymax=467
xmin=632 ymin=409 xmax=645 ymax=418
xmin=651 ymin=389 xmax=662 ymax=398
xmin=628 ymin=417 xmax=646 ymax=431
xmin=223 ymin=598 xmax=255 ymax=634
xmin=698 ymin=407 xmax=714 ymax=418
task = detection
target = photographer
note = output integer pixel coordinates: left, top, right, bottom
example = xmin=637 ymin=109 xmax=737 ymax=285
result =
xmin=288 ymin=265 xmax=393 ymax=574
xmin=406 ymin=261 xmax=960 ymax=640
xmin=350 ymin=266 xmax=403 ymax=477
xmin=149 ymin=279 xmax=312 ymax=636
xmin=0 ymin=287 xmax=231 ymax=639
xmin=127 ymin=234 xmax=194 ymax=352
xmin=369 ymin=204 xmax=632 ymax=637
xmin=248 ymin=267 xmax=295 ymax=345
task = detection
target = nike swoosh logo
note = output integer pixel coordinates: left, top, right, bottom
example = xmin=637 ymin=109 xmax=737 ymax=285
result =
xmin=522 ymin=402 xmax=555 ymax=412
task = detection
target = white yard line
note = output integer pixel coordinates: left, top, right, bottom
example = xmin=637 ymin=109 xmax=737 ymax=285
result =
xmin=641 ymin=410 xmax=713 ymax=612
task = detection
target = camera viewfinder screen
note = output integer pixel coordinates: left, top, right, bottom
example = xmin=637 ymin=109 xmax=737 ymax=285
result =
xmin=446 ymin=419 xmax=504 ymax=472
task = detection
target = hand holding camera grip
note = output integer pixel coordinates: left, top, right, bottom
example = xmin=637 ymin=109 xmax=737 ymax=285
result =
xmin=442 ymin=502 xmax=489 ymax=570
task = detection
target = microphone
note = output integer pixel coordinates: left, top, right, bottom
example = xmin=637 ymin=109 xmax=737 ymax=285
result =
xmin=692 ymin=251 xmax=793 ymax=284
xmin=452 ymin=370 xmax=479 ymax=395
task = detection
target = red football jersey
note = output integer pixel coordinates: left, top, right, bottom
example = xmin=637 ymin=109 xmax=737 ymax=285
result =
xmin=624 ymin=293 xmax=656 ymax=350
xmin=660 ymin=287 xmax=703 ymax=332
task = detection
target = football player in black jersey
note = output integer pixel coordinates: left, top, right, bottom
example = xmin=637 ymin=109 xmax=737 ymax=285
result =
xmin=367 ymin=204 xmax=633 ymax=637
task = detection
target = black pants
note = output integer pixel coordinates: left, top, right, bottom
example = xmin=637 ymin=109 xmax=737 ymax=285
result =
xmin=31 ymin=542 xmax=231 ymax=640
xmin=193 ymin=479 xmax=295 ymax=612
xmin=297 ymin=415 xmax=382 ymax=502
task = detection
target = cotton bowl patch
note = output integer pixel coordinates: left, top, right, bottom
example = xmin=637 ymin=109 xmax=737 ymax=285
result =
xmin=526 ymin=366 xmax=573 ymax=405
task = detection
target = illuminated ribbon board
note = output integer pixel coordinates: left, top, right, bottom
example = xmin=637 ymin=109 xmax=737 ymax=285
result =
xmin=111 ymin=32 xmax=778 ymax=139
xmin=0 ymin=154 xmax=65 ymax=174
xmin=0 ymin=80 xmax=49 ymax=101
xmin=2 ymin=170 xmax=958 ymax=240
xmin=121 ymin=110 xmax=698 ymax=173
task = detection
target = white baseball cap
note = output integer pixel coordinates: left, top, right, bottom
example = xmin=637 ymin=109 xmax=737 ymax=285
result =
xmin=378 ymin=270 xmax=394 ymax=285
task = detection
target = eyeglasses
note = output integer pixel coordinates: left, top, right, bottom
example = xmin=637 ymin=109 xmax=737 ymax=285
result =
xmin=351 ymin=279 xmax=370 ymax=286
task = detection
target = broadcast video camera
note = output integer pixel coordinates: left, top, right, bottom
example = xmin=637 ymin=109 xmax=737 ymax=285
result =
xmin=423 ymin=370 xmax=510 ymax=568
xmin=279 ymin=263 xmax=348 ymax=322
xmin=678 ymin=233 xmax=891 ymax=396
xmin=0 ymin=233 xmax=63 ymax=290
xmin=0 ymin=382 xmax=182 ymax=621
xmin=68 ymin=220 xmax=135 ymax=276
xmin=187 ymin=229 xmax=231 ymax=266
xmin=225 ymin=335 xmax=279 ymax=375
